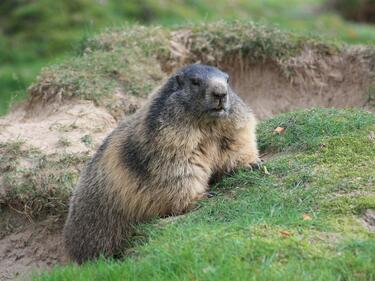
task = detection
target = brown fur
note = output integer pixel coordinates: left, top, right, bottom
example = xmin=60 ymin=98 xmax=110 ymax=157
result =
xmin=63 ymin=64 xmax=259 ymax=263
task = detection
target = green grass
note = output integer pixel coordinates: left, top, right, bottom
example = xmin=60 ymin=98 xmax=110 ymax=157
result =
xmin=257 ymin=108 xmax=375 ymax=152
xmin=32 ymin=108 xmax=375 ymax=281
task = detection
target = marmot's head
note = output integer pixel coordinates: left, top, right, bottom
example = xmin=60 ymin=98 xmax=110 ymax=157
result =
xmin=174 ymin=64 xmax=232 ymax=118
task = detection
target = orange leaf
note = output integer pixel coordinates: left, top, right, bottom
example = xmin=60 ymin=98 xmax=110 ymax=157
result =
xmin=274 ymin=127 xmax=285 ymax=134
xmin=348 ymin=30 xmax=357 ymax=38
xmin=280 ymin=230 xmax=291 ymax=237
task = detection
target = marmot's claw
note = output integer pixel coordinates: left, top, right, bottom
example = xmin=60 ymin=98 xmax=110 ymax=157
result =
xmin=248 ymin=159 xmax=263 ymax=171
xmin=206 ymin=191 xmax=218 ymax=198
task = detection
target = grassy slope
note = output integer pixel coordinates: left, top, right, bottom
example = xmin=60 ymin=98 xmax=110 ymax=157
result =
xmin=34 ymin=108 xmax=375 ymax=281
xmin=2 ymin=0 xmax=375 ymax=116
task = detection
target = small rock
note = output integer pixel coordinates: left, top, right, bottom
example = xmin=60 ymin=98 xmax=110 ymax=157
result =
xmin=302 ymin=214 xmax=312 ymax=221
xmin=362 ymin=209 xmax=375 ymax=232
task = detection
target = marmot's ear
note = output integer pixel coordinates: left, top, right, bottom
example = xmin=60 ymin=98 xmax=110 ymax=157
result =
xmin=225 ymin=73 xmax=230 ymax=83
xmin=175 ymin=74 xmax=184 ymax=88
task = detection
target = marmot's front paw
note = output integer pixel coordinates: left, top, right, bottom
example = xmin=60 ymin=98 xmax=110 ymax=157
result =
xmin=247 ymin=158 xmax=263 ymax=171
xmin=205 ymin=191 xmax=218 ymax=198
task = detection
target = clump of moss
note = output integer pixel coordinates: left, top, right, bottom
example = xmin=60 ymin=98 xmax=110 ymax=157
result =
xmin=0 ymin=141 xmax=89 ymax=218
xmin=27 ymin=25 xmax=170 ymax=117
xmin=180 ymin=21 xmax=323 ymax=64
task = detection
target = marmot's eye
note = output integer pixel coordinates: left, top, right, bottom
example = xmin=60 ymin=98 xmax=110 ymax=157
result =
xmin=190 ymin=78 xmax=201 ymax=86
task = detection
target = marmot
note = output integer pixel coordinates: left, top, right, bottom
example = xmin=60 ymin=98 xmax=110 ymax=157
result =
xmin=63 ymin=64 xmax=260 ymax=263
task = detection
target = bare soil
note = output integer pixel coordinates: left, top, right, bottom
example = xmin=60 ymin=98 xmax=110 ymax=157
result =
xmin=0 ymin=100 xmax=117 ymax=280
xmin=0 ymin=99 xmax=117 ymax=155
xmin=362 ymin=209 xmax=375 ymax=232
xmin=0 ymin=216 xmax=67 ymax=281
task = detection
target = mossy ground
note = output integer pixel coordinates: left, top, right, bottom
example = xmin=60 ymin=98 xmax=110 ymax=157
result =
xmin=27 ymin=21 xmax=345 ymax=118
xmin=27 ymin=25 xmax=170 ymax=117
xmin=32 ymin=108 xmax=375 ymax=281
xmin=0 ymin=141 xmax=90 ymax=219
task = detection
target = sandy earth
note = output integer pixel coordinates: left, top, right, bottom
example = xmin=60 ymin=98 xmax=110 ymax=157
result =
xmin=363 ymin=209 xmax=375 ymax=232
xmin=0 ymin=99 xmax=117 ymax=155
xmin=0 ymin=219 xmax=67 ymax=281
xmin=223 ymin=47 xmax=373 ymax=119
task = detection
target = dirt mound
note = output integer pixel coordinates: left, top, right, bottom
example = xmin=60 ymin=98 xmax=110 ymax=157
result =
xmin=0 ymin=216 xmax=67 ymax=281
xmin=0 ymin=22 xmax=374 ymax=280
xmin=165 ymin=30 xmax=375 ymax=119
xmin=222 ymin=47 xmax=373 ymax=119
xmin=1 ymin=99 xmax=116 ymax=155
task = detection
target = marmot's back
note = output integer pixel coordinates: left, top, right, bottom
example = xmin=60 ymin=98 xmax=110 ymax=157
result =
xmin=63 ymin=64 xmax=260 ymax=263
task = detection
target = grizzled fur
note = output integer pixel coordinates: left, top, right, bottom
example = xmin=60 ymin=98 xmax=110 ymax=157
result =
xmin=63 ymin=64 xmax=260 ymax=263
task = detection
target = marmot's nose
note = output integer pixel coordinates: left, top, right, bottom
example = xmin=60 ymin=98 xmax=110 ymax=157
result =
xmin=212 ymin=90 xmax=227 ymax=99
xmin=212 ymin=90 xmax=227 ymax=108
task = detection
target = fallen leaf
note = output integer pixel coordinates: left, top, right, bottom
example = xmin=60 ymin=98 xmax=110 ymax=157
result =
xmin=302 ymin=214 xmax=312 ymax=221
xmin=274 ymin=127 xmax=285 ymax=134
xmin=280 ymin=230 xmax=291 ymax=237
xmin=348 ymin=30 xmax=357 ymax=38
